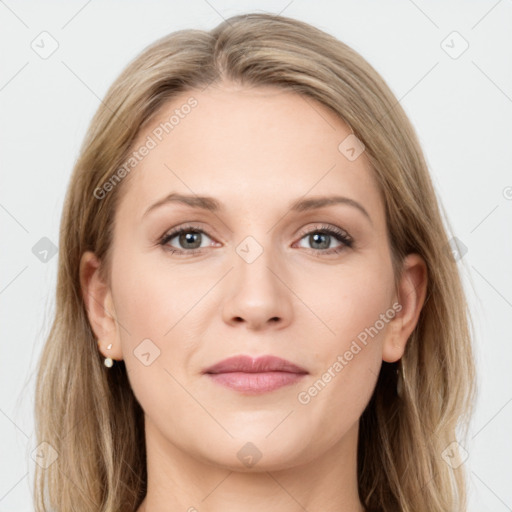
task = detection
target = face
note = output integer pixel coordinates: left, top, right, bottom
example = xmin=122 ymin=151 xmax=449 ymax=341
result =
xmin=87 ymin=83 xmax=411 ymax=471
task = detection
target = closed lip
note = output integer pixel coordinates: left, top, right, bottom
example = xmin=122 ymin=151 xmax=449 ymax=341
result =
xmin=203 ymin=355 xmax=308 ymax=374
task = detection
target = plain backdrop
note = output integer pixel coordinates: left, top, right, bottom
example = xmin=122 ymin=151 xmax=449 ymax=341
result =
xmin=1 ymin=1 xmax=511 ymax=510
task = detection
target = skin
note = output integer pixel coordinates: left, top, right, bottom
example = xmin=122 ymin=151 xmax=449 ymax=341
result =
xmin=80 ymin=82 xmax=427 ymax=512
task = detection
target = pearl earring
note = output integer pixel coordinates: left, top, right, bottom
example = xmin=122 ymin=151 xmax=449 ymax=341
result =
xmin=104 ymin=343 xmax=114 ymax=368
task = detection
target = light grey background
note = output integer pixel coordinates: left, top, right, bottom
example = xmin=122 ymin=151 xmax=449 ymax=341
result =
xmin=1 ymin=1 xmax=511 ymax=510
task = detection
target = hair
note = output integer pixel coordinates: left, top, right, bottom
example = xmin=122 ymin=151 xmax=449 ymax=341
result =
xmin=33 ymin=12 xmax=476 ymax=512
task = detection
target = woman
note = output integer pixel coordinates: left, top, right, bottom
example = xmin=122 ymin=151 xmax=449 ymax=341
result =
xmin=33 ymin=12 xmax=476 ymax=512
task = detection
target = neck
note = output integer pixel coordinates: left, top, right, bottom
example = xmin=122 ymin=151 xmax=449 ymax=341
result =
xmin=137 ymin=416 xmax=365 ymax=512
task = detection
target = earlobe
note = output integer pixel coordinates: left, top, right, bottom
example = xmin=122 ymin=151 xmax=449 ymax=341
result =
xmin=79 ymin=251 xmax=123 ymax=361
xmin=382 ymin=253 xmax=428 ymax=363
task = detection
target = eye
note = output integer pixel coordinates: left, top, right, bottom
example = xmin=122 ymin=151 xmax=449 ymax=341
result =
xmin=159 ymin=223 xmax=353 ymax=257
xmin=295 ymin=224 xmax=353 ymax=256
xmin=159 ymin=225 xmax=215 ymax=256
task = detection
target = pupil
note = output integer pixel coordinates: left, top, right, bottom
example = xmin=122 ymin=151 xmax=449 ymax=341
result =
xmin=311 ymin=233 xmax=329 ymax=249
xmin=180 ymin=231 xmax=201 ymax=249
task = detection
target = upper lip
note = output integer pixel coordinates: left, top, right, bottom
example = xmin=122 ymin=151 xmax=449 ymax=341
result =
xmin=203 ymin=355 xmax=308 ymax=374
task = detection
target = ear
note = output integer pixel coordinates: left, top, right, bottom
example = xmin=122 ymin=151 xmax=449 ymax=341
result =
xmin=79 ymin=251 xmax=123 ymax=361
xmin=382 ymin=253 xmax=428 ymax=363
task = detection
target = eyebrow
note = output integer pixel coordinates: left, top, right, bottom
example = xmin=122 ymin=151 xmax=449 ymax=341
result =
xmin=143 ymin=193 xmax=372 ymax=224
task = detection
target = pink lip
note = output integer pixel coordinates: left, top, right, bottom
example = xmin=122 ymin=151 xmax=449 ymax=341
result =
xmin=203 ymin=355 xmax=308 ymax=394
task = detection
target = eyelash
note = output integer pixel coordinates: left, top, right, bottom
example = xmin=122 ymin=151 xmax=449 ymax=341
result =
xmin=158 ymin=223 xmax=353 ymax=257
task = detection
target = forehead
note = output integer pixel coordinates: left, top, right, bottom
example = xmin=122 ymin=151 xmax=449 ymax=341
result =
xmin=116 ymin=84 xmax=383 ymax=225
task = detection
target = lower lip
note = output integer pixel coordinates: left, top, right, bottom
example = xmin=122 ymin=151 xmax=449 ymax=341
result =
xmin=206 ymin=371 xmax=307 ymax=394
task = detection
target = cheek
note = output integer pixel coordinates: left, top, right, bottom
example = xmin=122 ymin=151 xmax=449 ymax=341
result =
xmin=298 ymin=260 xmax=394 ymax=406
xmin=109 ymin=253 xmax=197 ymax=421
xmin=303 ymin=259 xmax=395 ymax=351
xmin=111 ymin=250 xmax=192 ymax=338
xmin=110 ymin=248 xmax=210 ymax=382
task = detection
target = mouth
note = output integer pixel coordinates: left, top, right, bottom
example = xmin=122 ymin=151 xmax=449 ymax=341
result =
xmin=203 ymin=354 xmax=308 ymax=394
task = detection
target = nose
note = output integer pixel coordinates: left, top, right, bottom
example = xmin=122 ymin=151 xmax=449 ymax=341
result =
xmin=221 ymin=246 xmax=293 ymax=331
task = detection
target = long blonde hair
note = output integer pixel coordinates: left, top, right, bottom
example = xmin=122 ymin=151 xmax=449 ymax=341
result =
xmin=33 ymin=13 xmax=476 ymax=512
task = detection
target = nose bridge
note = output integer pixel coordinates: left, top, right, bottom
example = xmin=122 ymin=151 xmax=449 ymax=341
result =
xmin=230 ymin=207 xmax=280 ymax=270
xmin=233 ymin=231 xmax=282 ymax=293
